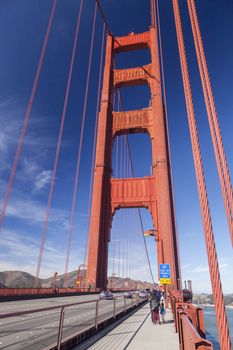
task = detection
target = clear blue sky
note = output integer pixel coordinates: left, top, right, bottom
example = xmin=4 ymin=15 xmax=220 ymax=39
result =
xmin=0 ymin=0 xmax=232 ymax=293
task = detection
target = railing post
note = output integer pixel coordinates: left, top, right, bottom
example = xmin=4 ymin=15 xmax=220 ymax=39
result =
xmin=196 ymin=307 xmax=206 ymax=339
xmin=124 ymin=296 xmax=126 ymax=312
xmin=178 ymin=310 xmax=187 ymax=350
xmin=113 ymin=298 xmax=116 ymax=318
xmin=57 ymin=306 xmax=65 ymax=350
xmin=95 ymin=300 xmax=99 ymax=329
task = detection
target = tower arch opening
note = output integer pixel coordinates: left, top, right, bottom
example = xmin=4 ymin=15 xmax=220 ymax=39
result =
xmin=114 ymin=47 xmax=151 ymax=70
xmin=108 ymin=207 xmax=157 ymax=287
xmin=113 ymin=84 xmax=151 ymax=112
xmin=112 ymin=133 xmax=152 ymax=178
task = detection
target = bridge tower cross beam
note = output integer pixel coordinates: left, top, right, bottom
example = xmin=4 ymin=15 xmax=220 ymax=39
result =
xmin=86 ymin=25 xmax=181 ymax=291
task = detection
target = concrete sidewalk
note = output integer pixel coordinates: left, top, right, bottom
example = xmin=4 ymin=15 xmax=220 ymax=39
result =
xmin=85 ymin=303 xmax=179 ymax=350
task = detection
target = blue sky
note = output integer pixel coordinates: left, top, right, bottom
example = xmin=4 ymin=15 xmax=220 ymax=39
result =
xmin=0 ymin=0 xmax=232 ymax=294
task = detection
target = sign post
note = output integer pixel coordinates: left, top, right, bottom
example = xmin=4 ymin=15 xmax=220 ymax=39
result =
xmin=160 ymin=264 xmax=171 ymax=308
xmin=159 ymin=264 xmax=171 ymax=285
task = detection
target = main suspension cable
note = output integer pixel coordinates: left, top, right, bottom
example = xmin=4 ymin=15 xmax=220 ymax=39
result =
xmin=95 ymin=0 xmax=120 ymax=47
xmin=187 ymin=0 xmax=233 ymax=247
xmin=172 ymin=1 xmax=231 ymax=348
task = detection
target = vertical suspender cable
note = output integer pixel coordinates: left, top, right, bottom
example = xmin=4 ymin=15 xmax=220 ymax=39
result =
xmin=63 ymin=2 xmax=97 ymax=287
xmin=122 ymin=135 xmax=127 ymax=279
xmin=34 ymin=1 xmax=84 ymax=287
xmin=150 ymin=0 xmax=156 ymax=27
xmin=112 ymin=229 xmax=115 ymax=275
xmin=115 ymin=136 xmax=119 ymax=177
xmin=125 ymin=140 xmax=129 ymax=278
xmin=83 ymin=24 xmax=105 ymax=269
xmin=113 ymin=138 xmax=119 ymax=276
xmin=118 ymin=231 xmax=121 ymax=277
xmin=0 ymin=0 xmax=57 ymax=232
xmin=172 ymin=1 xmax=231 ymax=349
xmin=187 ymin=0 xmax=233 ymax=247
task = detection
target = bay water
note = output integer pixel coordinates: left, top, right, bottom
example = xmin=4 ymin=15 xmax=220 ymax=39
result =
xmin=203 ymin=306 xmax=233 ymax=349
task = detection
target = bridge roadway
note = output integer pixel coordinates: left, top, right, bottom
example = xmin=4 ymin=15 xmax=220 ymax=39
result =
xmin=0 ymin=293 xmax=127 ymax=350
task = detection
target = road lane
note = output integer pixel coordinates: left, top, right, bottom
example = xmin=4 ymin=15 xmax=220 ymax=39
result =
xmin=0 ymin=294 xmax=101 ymax=313
xmin=0 ymin=294 xmax=132 ymax=349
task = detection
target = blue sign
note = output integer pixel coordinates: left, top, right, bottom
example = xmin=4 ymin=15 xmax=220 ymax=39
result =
xmin=160 ymin=264 xmax=170 ymax=279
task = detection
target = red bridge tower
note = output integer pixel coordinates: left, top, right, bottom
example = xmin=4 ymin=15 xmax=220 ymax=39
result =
xmin=86 ymin=22 xmax=181 ymax=290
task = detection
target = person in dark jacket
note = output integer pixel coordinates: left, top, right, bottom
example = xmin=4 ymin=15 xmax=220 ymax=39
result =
xmin=150 ymin=290 xmax=160 ymax=324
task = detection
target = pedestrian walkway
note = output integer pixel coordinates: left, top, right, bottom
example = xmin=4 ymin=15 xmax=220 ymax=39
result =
xmin=83 ymin=303 xmax=179 ymax=350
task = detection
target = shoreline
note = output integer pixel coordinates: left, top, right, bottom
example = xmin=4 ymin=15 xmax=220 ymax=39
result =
xmin=194 ymin=303 xmax=233 ymax=310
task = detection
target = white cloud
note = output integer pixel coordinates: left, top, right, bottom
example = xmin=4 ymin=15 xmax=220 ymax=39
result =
xmin=34 ymin=170 xmax=53 ymax=191
xmin=0 ymin=99 xmax=57 ymax=174
xmin=190 ymin=263 xmax=228 ymax=274
xmin=6 ymin=198 xmax=69 ymax=228
xmin=181 ymin=263 xmax=191 ymax=270
xmin=22 ymin=157 xmax=39 ymax=176
xmin=191 ymin=265 xmax=209 ymax=273
xmin=0 ymin=229 xmax=84 ymax=278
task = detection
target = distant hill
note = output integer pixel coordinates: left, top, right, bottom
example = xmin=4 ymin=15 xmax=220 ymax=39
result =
xmin=108 ymin=276 xmax=155 ymax=290
xmin=0 ymin=270 xmax=155 ymax=290
xmin=193 ymin=293 xmax=233 ymax=306
xmin=0 ymin=271 xmax=36 ymax=288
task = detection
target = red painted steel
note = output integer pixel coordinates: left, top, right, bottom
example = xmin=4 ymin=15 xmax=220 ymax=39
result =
xmin=84 ymin=24 xmax=106 ymax=267
xmin=155 ymin=0 xmax=182 ymax=290
xmin=112 ymin=108 xmax=153 ymax=136
xmin=114 ymin=31 xmax=150 ymax=53
xmin=0 ymin=293 xmax=144 ymax=350
xmin=114 ymin=64 xmax=152 ymax=88
xmin=86 ymin=33 xmax=114 ymax=289
xmin=0 ymin=0 xmax=57 ymax=232
xmin=86 ymin=23 xmax=181 ymax=289
xmin=172 ymin=1 xmax=232 ymax=349
xmin=187 ymin=0 xmax=233 ymax=247
xmin=111 ymin=176 xmax=157 ymax=212
xmin=0 ymin=287 xmax=99 ymax=298
xmin=34 ymin=1 xmax=84 ymax=288
xmin=179 ymin=310 xmax=213 ymax=350
xmin=170 ymin=292 xmax=213 ymax=349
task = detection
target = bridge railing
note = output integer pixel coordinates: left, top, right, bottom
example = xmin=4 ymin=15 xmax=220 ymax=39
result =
xmin=0 ymin=287 xmax=100 ymax=297
xmin=170 ymin=291 xmax=213 ymax=350
xmin=55 ymin=293 xmax=142 ymax=350
xmin=0 ymin=292 xmax=146 ymax=350
xmin=0 ymin=287 xmax=134 ymax=298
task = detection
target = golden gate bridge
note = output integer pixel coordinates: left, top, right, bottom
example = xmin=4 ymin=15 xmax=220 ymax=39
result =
xmin=0 ymin=1 xmax=232 ymax=349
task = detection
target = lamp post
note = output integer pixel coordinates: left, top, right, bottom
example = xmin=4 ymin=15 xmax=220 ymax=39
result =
xmin=75 ymin=264 xmax=87 ymax=290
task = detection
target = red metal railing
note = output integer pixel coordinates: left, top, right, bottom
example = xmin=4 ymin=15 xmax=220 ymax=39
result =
xmin=0 ymin=287 xmax=100 ymax=297
xmin=0 ymin=293 xmax=144 ymax=350
xmin=170 ymin=291 xmax=213 ymax=350
xmin=179 ymin=310 xmax=213 ymax=350
xmin=0 ymin=287 xmax=135 ymax=298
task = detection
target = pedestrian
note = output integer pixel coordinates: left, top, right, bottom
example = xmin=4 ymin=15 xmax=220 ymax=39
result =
xmin=160 ymin=291 xmax=165 ymax=303
xmin=160 ymin=302 xmax=166 ymax=324
xmin=150 ymin=290 xmax=160 ymax=324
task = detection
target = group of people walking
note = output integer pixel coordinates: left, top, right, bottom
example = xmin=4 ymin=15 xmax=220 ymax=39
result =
xmin=149 ymin=289 xmax=166 ymax=325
